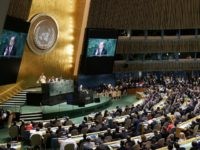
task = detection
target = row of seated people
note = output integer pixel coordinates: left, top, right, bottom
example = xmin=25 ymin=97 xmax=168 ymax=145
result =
xmin=7 ymin=74 xmax=200 ymax=149
xmin=116 ymin=73 xmax=199 ymax=89
xmin=10 ymin=113 xmax=199 ymax=150
xmin=8 ymin=94 xmax=199 ymax=148
xmin=36 ymin=73 xmax=64 ymax=84
xmin=7 ymin=113 xmax=198 ymax=149
xmin=97 ymin=89 xmax=122 ymax=100
xmin=80 ymin=84 xmax=122 ymax=100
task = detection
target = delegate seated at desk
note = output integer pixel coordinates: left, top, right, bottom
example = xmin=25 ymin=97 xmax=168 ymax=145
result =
xmin=58 ymin=134 xmax=78 ymax=150
xmin=36 ymin=73 xmax=47 ymax=84
xmin=37 ymin=74 xmax=64 ymax=84
xmin=48 ymin=76 xmax=56 ymax=83
xmin=48 ymin=76 xmax=64 ymax=83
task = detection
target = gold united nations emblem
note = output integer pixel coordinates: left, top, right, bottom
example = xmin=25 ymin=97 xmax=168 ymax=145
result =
xmin=27 ymin=14 xmax=58 ymax=55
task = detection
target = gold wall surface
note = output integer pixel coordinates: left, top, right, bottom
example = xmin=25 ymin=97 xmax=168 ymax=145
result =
xmin=17 ymin=0 xmax=86 ymax=88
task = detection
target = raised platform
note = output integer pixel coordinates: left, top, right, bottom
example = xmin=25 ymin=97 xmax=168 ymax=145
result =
xmin=20 ymin=96 xmax=112 ymax=120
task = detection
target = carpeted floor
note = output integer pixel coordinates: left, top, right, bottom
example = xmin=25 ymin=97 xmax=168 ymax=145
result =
xmin=0 ymin=95 xmax=137 ymax=143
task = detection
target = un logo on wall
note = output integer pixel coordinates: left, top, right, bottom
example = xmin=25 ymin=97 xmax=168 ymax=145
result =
xmin=27 ymin=14 xmax=58 ymax=55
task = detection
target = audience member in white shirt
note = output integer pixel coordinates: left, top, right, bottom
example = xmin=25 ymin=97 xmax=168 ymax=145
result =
xmin=58 ymin=134 xmax=77 ymax=150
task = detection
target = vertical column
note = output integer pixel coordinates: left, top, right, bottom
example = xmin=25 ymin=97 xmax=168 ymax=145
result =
xmin=195 ymin=29 xmax=198 ymax=39
xmin=73 ymin=0 xmax=91 ymax=77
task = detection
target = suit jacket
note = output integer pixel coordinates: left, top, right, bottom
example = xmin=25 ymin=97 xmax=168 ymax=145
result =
xmin=3 ymin=45 xmax=17 ymax=56
xmin=93 ymin=48 xmax=107 ymax=56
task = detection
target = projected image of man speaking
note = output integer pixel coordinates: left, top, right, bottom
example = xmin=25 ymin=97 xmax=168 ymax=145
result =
xmin=2 ymin=36 xmax=17 ymax=56
xmin=93 ymin=41 xmax=107 ymax=56
xmin=86 ymin=38 xmax=117 ymax=57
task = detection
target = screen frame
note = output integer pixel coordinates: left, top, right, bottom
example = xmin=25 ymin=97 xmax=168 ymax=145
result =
xmin=79 ymin=28 xmax=119 ymax=75
xmin=0 ymin=16 xmax=30 ymax=85
xmin=86 ymin=38 xmax=117 ymax=57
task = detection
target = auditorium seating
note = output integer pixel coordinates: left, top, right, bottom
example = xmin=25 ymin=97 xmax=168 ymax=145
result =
xmin=1 ymin=74 xmax=200 ymax=150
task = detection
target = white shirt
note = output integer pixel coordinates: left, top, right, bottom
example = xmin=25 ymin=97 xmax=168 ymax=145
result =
xmin=99 ymin=48 xmax=103 ymax=55
xmin=59 ymin=138 xmax=77 ymax=150
xmin=4 ymin=46 xmax=13 ymax=56
xmin=30 ymin=131 xmax=45 ymax=139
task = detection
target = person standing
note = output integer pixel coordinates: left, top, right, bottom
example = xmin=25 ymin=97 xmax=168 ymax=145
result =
xmin=3 ymin=36 xmax=17 ymax=56
xmin=93 ymin=41 xmax=107 ymax=56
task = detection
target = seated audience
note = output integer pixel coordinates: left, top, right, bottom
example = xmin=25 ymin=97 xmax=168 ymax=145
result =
xmin=58 ymin=134 xmax=77 ymax=150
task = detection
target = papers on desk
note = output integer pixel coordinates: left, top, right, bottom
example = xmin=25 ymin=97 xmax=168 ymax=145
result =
xmin=29 ymin=129 xmax=46 ymax=137
xmin=88 ymin=134 xmax=98 ymax=140
xmin=110 ymin=143 xmax=120 ymax=148
xmin=0 ymin=142 xmax=21 ymax=150
xmin=58 ymin=137 xmax=68 ymax=140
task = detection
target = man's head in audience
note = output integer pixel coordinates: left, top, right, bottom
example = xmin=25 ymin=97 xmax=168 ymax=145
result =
xmin=83 ymin=134 xmax=87 ymax=140
xmin=191 ymin=141 xmax=198 ymax=150
xmin=67 ymin=134 xmax=72 ymax=138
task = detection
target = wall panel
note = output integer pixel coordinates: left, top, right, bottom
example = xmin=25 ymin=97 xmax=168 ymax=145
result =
xmin=17 ymin=0 xmax=86 ymax=88
xmin=88 ymin=0 xmax=200 ymax=29
xmin=116 ymin=37 xmax=200 ymax=53
xmin=7 ymin=0 xmax=32 ymax=20
xmin=0 ymin=0 xmax=86 ymax=91
xmin=114 ymin=60 xmax=200 ymax=72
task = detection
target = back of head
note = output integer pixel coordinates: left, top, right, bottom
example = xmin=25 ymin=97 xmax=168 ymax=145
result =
xmin=126 ymin=135 xmax=131 ymax=141
xmin=191 ymin=140 xmax=198 ymax=148
xmin=141 ymin=135 xmax=147 ymax=142
xmin=68 ymin=134 xmax=72 ymax=138
xmin=86 ymin=137 xmax=91 ymax=142
xmin=174 ymin=142 xmax=180 ymax=149
xmin=120 ymin=140 xmax=125 ymax=147
xmin=167 ymin=144 xmax=173 ymax=150
xmin=83 ymin=134 xmax=87 ymax=139
xmin=7 ymin=143 xmax=11 ymax=148
xmin=95 ymin=144 xmax=110 ymax=150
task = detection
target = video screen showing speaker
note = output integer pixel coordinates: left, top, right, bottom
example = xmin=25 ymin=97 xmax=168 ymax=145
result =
xmin=0 ymin=16 xmax=30 ymax=85
xmin=0 ymin=30 xmax=27 ymax=57
xmin=79 ymin=28 xmax=118 ymax=75
xmin=87 ymin=38 xmax=117 ymax=57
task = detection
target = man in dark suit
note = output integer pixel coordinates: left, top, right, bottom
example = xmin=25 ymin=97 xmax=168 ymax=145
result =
xmin=3 ymin=36 xmax=17 ymax=56
xmin=93 ymin=41 xmax=107 ymax=56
